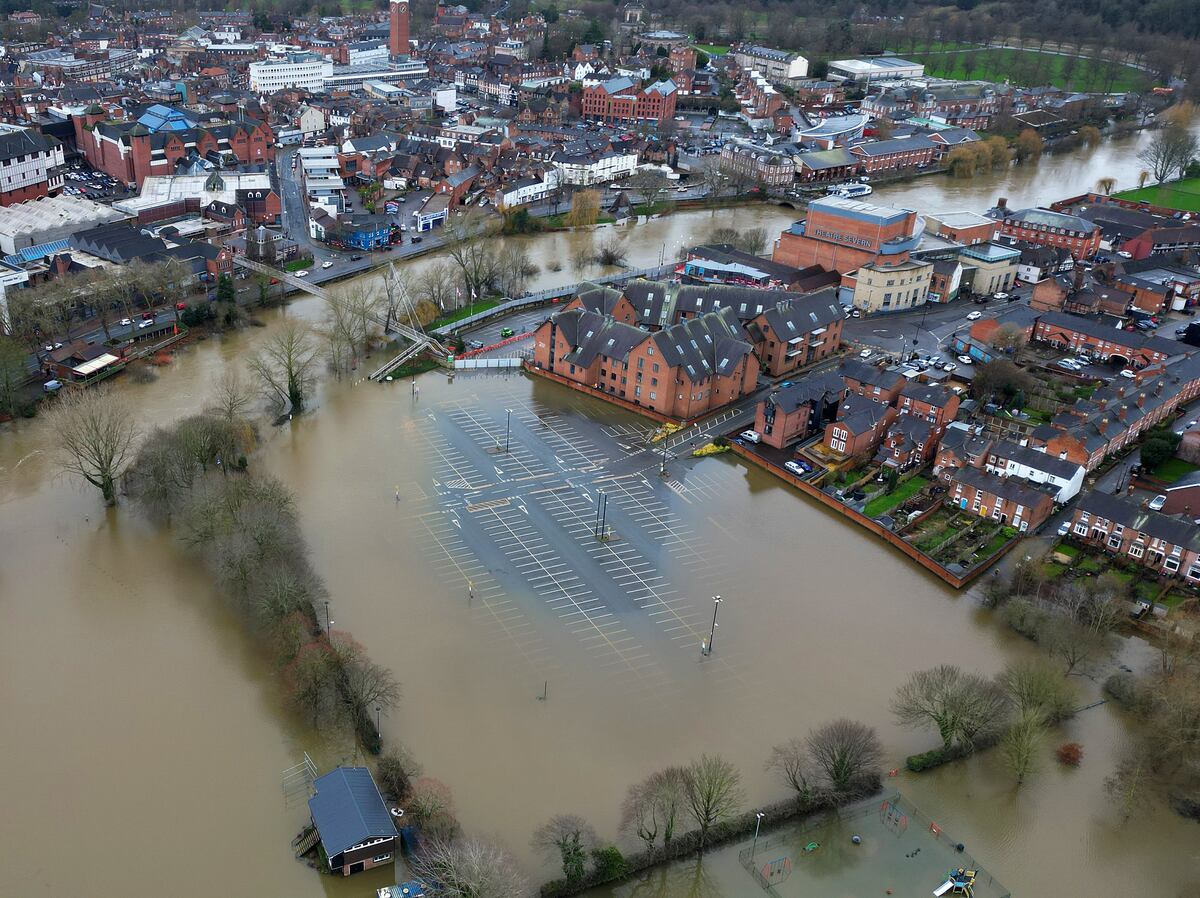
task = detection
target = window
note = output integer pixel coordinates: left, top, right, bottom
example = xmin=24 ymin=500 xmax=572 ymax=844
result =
xmin=1164 ymin=557 xmax=1180 ymax=573
xmin=1129 ymin=543 xmax=1144 ymax=559
xmin=649 ymin=391 xmax=656 ymax=400
xmin=373 ymin=854 xmax=392 ymax=864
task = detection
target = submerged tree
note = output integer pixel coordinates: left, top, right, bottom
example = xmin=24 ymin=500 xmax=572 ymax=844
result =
xmin=806 ymin=719 xmax=883 ymax=793
xmin=683 ymin=754 xmax=743 ymax=849
xmin=620 ymin=766 xmax=688 ymax=855
xmin=247 ymin=319 xmax=320 ymax=413
xmin=45 ymin=387 xmax=139 ymax=505
xmin=532 ymin=814 xmax=598 ymax=883
xmin=409 ymin=836 xmax=527 ymax=898
xmin=892 ymin=664 xmax=1007 ymax=752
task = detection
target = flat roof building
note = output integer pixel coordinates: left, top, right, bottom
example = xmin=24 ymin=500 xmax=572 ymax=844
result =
xmin=827 ymin=56 xmax=924 ymax=85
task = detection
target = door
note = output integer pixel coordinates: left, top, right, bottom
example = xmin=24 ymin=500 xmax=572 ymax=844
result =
xmin=349 ymin=862 xmax=364 ymax=874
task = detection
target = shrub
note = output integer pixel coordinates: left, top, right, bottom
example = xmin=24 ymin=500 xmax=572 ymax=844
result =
xmin=905 ymin=744 xmax=969 ymax=772
xmin=1056 ymin=742 xmax=1084 ymax=766
xmin=590 ymin=846 xmax=627 ymax=879
xmin=999 ymin=597 xmax=1050 ymax=641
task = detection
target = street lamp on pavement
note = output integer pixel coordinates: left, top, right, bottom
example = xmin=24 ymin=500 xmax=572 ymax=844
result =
xmin=752 ymin=811 xmax=765 ymax=858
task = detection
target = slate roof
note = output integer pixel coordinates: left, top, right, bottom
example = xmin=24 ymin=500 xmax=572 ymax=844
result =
xmin=573 ymin=284 xmax=626 ymax=317
xmin=951 ymin=466 xmax=1056 ymax=507
xmin=836 ymin=393 xmax=892 ymax=435
xmin=838 ymin=358 xmax=904 ymax=391
xmin=1076 ymin=492 xmax=1200 ymax=551
xmin=308 ymin=767 xmax=397 ymax=860
xmin=1036 ymin=311 xmax=1178 ymax=356
xmin=0 ymin=127 xmax=52 ymax=162
xmin=1001 ymin=207 xmax=1098 ymax=234
xmin=764 ymin=369 xmax=846 ymax=413
xmin=651 ymin=307 xmax=753 ymax=383
xmin=554 ymin=307 xmax=647 ymax=367
xmin=988 ymin=439 xmax=1083 ymax=480
xmin=757 ymin=288 xmax=843 ymax=339
xmin=900 ymin=381 xmax=956 ymax=409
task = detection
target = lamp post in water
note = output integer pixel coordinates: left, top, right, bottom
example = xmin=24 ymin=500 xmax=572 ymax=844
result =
xmin=752 ymin=811 xmax=765 ymax=858
xmin=702 ymin=596 xmax=721 ymax=656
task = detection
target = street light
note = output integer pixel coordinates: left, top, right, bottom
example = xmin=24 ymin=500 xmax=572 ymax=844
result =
xmin=375 ymin=705 xmax=381 ymax=734
xmin=752 ymin=811 xmax=765 ymax=858
xmin=702 ymin=596 xmax=721 ymax=656
xmin=505 ymin=408 xmax=512 ymax=453
xmin=324 ymin=600 xmax=330 ymax=632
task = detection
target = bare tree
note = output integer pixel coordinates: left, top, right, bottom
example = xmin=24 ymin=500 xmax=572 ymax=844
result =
xmin=892 ymin=664 xmax=1007 ymax=752
xmin=376 ymin=744 xmax=423 ymax=801
xmin=443 ymin=210 xmax=499 ymax=300
xmin=683 ymin=754 xmax=743 ymax=849
xmin=806 ymin=719 xmax=883 ymax=793
xmin=246 ymin=319 xmax=320 ymax=413
xmin=1105 ymin=748 xmax=1151 ymax=821
xmin=1139 ymin=124 xmax=1199 ymax=183
xmin=998 ymin=658 xmax=1079 ymax=723
xmin=532 ymin=814 xmax=597 ymax=883
xmin=620 ymin=766 xmax=687 ymax=854
xmin=628 ymin=169 xmax=671 ymax=211
xmin=1043 ymin=616 xmax=1106 ymax=676
xmin=1000 ymin=711 xmax=1045 ymax=784
xmin=0 ymin=334 xmax=27 ymax=418
xmin=330 ymin=631 xmax=400 ymax=720
xmin=764 ymin=738 xmax=820 ymax=804
xmin=418 ymin=261 xmax=459 ymax=312
xmin=409 ymin=836 xmax=527 ymax=898
xmin=406 ymin=778 xmax=460 ymax=842
xmin=695 ymin=157 xmax=726 ymax=200
xmin=208 ymin=369 xmax=254 ymax=422
xmin=45 ymin=387 xmax=139 ymax=505
xmin=495 ymin=243 xmax=538 ymax=297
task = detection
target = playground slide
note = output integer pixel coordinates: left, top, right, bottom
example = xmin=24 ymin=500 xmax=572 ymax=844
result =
xmin=933 ymin=880 xmax=954 ymax=897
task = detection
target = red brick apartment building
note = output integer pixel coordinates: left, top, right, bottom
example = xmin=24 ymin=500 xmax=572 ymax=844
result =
xmin=823 ymin=394 xmax=897 ymax=458
xmin=581 ymin=76 xmax=677 ymax=126
xmin=532 ymin=306 xmax=759 ymax=420
xmin=73 ymin=107 xmax=275 ymax=187
xmin=989 ymin=201 xmax=1101 ymax=260
xmin=754 ymin=370 xmax=846 ymax=449
xmin=897 ymin=381 xmax=960 ymax=429
xmin=745 ymin=288 xmax=844 ymax=376
xmin=948 ymin=467 xmax=1056 ymax=532
xmin=0 ymin=127 xmax=65 ymax=206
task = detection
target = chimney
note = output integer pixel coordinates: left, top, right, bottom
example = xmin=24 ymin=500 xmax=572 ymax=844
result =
xmin=997 ymin=197 xmax=1008 ymax=210
xmin=1118 ymin=404 xmax=1127 ymax=421
xmin=1136 ymin=392 xmax=1145 ymax=407
xmin=1098 ymin=417 xmax=1109 ymax=434
xmin=1073 ymin=265 xmax=1085 ymax=291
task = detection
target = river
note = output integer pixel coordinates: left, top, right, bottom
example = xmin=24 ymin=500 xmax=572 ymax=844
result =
xmin=1 ymin=128 xmax=1196 ymax=898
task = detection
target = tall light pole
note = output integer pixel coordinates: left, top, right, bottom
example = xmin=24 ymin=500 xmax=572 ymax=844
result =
xmin=324 ymin=600 xmax=331 ymax=633
xmin=375 ymin=705 xmax=381 ymax=734
xmin=752 ymin=811 xmax=765 ymax=858
xmin=505 ymin=408 xmax=512 ymax=453
xmin=702 ymin=595 xmax=721 ymax=656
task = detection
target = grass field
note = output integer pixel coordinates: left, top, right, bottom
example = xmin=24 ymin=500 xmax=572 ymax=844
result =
xmin=1152 ymin=457 xmax=1200 ymax=482
xmin=1114 ymin=178 xmax=1200 ymax=213
xmin=693 ymin=43 xmax=728 ymax=56
xmin=911 ymin=47 xmax=1145 ymax=93
xmin=864 ymin=475 xmax=929 ymax=518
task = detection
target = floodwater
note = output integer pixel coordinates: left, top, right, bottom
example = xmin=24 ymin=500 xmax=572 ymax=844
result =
xmin=1 ymin=129 xmax=1197 ymax=898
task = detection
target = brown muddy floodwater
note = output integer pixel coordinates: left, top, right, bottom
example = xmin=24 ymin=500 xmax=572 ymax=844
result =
xmin=2 ymin=130 xmax=1199 ymax=898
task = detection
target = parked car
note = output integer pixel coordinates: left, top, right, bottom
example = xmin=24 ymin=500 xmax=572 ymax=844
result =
xmin=994 ymin=291 xmax=1011 ymax=301
xmin=966 ymin=311 xmax=982 ymax=320
xmin=850 ymin=308 xmax=861 ymax=318
xmin=1149 ymin=494 xmax=1167 ymax=511
xmin=296 ymin=269 xmax=309 ymax=278
xmin=859 ymin=348 xmax=873 ymax=358
xmin=1057 ymin=520 xmax=1071 ymax=536
xmin=739 ymin=430 xmax=762 ymax=444
xmin=43 ymin=379 xmax=62 ymax=393
xmin=785 ymin=459 xmax=812 ymax=476
xmin=138 ymin=318 xmax=154 ymax=329
xmin=957 ymin=355 xmax=974 ymax=365
xmin=1056 ymin=360 xmax=1079 ymax=371
xmin=120 ymin=317 xmax=132 ymax=326
xmin=467 ymin=339 xmax=485 ymax=350
xmin=1119 ymin=368 xmax=1136 ymax=378
xmin=942 ymin=362 xmax=957 ymax=372
xmin=411 ymin=236 xmax=423 ymax=243
xmin=350 ymin=254 xmax=364 ymax=261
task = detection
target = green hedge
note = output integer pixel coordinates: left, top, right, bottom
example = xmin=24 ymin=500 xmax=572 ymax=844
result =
xmin=906 ymin=744 xmax=969 ymax=772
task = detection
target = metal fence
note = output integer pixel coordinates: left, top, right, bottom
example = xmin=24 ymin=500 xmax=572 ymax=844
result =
xmin=431 ymin=263 xmax=675 ymax=337
xmin=454 ymin=357 xmax=523 ymax=369
xmin=736 ymin=793 xmax=1010 ymax=898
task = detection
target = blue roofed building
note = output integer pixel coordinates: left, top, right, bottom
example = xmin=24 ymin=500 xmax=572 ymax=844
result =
xmin=308 ymin=767 xmax=398 ymax=876
xmin=136 ymin=103 xmax=199 ymax=133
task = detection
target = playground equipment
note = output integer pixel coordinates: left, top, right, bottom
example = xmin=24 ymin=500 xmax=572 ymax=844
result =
xmin=879 ymin=797 xmax=909 ymax=835
xmin=933 ymin=868 xmax=977 ymax=897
